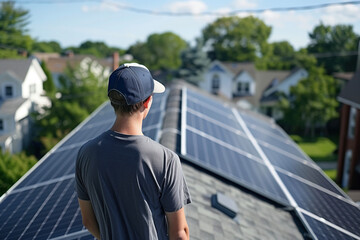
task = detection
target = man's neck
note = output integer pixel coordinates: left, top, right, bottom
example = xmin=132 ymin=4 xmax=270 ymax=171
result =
xmin=110 ymin=113 xmax=143 ymax=136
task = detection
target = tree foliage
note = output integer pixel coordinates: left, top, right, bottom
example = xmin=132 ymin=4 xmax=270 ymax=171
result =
xmin=41 ymin=61 xmax=56 ymax=95
xmin=32 ymin=40 xmax=62 ymax=53
xmin=34 ymin=59 xmax=109 ymax=154
xmin=0 ymin=151 xmax=37 ymax=195
xmin=0 ymin=1 xmax=33 ymax=58
xmin=128 ymin=32 xmax=187 ymax=70
xmin=279 ymin=67 xmax=339 ymax=136
xmin=202 ymin=16 xmax=272 ymax=62
xmin=307 ymin=22 xmax=359 ymax=73
xmin=66 ymin=40 xmax=125 ymax=58
xmin=177 ymin=38 xmax=210 ymax=85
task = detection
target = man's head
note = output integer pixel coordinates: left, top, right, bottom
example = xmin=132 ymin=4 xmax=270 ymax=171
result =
xmin=108 ymin=63 xmax=165 ymax=115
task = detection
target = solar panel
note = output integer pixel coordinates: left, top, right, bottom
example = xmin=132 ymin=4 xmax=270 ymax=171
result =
xmin=181 ymin=87 xmax=360 ymax=240
xmin=262 ymin=145 xmax=347 ymax=197
xmin=278 ymin=171 xmax=360 ymax=237
xmin=302 ymin=213 xmax=358 ymax=240
xmin=0 ymin=93 xmax=167 ymax=239
xmin=1 ymin=84 xmax=359 ymax=240
xmin=182 ymin=88 xmax=289 ymax=204
xmin=185 ymin=129 xmax=289 ymax=204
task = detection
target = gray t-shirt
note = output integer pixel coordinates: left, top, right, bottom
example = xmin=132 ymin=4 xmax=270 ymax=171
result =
xmin=75 ymin=130 xmax=191 ymax=240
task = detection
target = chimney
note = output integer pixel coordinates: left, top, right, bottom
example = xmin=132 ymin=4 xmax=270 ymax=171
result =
xmin=65 ymin=50 xmax=74 ymax=58
xmin=113 ymin=51 xmax=119 ymax=71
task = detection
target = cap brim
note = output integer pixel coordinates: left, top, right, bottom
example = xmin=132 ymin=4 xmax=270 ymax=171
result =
xmin=153 ymin=79 xmax=165 ymax=93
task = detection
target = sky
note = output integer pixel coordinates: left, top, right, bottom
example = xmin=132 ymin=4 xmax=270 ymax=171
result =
xmin=13 ymin=0 xmax=360 ymax=50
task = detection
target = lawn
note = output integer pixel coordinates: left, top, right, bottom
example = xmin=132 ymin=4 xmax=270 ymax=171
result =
xmin=290 ymin=135 xmax=338 ymax=162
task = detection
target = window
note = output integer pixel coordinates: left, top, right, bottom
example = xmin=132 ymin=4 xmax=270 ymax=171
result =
xmin=30 ymin=84 xmax=36 ymax=95
xmin=5 ymin=86 xmax=13 ymax=97
xmin=244 ymin=82 xmax=249 ymax=93
xmin=237 ymin=82 xmax=250 ymax=94
xmin=0 ymin=119 xmax=3 ymax=131
xmin=212 ymin=75 xmax=220 ymax=92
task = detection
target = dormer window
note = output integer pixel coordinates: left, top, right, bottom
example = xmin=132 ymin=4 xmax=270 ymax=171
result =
xmin=5 ymin=86 xmax=13 ymax=97
xmin=237 ymin=82 xmax=250 ymax=94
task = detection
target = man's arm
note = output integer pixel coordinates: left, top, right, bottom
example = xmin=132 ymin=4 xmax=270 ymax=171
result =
xmin=165 ymin=208 xmax=189 ymax=240
xmin=78 ymin=198 xmax=101 ymax=240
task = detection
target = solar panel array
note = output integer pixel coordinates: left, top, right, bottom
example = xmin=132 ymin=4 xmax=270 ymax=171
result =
xmin=1 ymin=84 xmax=359 ymax=240
xmin=0 ymin=93 xmax=167 ymax=240
xmin=181 ymin=87 xmax=360 ymax=240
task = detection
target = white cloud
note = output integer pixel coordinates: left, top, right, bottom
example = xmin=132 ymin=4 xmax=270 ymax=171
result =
xmin=168 ymin=0 xmax=207 ymax=14
xmin=81 ymin=1 xmax=125 ymax=13
xmin=320 ymin=4 xmax=360 ymax=25
xmin=231 ymin=0 xmax=257 ymax=9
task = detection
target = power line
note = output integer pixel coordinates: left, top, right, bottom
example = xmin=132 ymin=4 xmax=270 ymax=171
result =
xmin=104 ymin=1 xmax=360 ymax=16
xmin=2 ymin=0 xmax=360 ymax=16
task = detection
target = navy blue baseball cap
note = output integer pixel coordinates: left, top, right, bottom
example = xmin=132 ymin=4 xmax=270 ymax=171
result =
xmin=108 ymin=63 xmax=165 ymax=105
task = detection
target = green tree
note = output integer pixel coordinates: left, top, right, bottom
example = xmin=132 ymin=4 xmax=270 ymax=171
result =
xmin=128 ymin=32 xmax=187 ymax=70
xmin=202 ymin=16 xmax=272 ymax=62
xmin=34 ymin=59 xmax=109 ymax=154
xmin=32 ymin=40 xmax=62 ymax=53
xmin=307 ymin=22 xmax=359 ymax=73
xmin=177 ymin=38 xmax=210 ymax=85
xmin=256 ymin=41 xmax=296 ymax=70
xmin=41 ymin=61 xmax=56 ymax=95
xmin=67 ymin=40 xmax=125 ymax=58
xmin=279 ymin=67 xmax=339 ymax=136
xmin=0 ymin=1 xmax=33 ymax=58
xmin=0 ymin=151 xmax=37 ymax=195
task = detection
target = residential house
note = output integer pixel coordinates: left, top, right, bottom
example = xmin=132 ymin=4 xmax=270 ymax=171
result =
xmin=0 ymin=58 xmax=49 ymax=153
xmin=38 ymin=53 xmax=112 ymax=88
xmin=337 ymin=70 xmax=360 ymax=190
xmin=200 ymin=60 xmax=308 ymax=119
xmin=33 ymin=52 xmax=134 ymax=88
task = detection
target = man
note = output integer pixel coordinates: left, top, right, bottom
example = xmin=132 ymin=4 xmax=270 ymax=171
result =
xmin=75 ymin=63 xmax=191 ymax=240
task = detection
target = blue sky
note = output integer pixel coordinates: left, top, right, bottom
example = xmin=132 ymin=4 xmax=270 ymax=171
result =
xmin=16 ymin=0 xmax=360 ymax=50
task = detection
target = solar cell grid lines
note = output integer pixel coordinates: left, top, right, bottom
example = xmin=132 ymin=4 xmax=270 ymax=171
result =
xmin=302 ymin=213 xmax=358 ymax=240
xmin=182 ymin=87 xmax=360 ymax=240
xmin=185 ymin=130 xmax=289 ymax=204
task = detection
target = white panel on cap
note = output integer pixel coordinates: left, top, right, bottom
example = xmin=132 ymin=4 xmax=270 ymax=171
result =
xmin=123 ymin=63 xmax=149 ymax=70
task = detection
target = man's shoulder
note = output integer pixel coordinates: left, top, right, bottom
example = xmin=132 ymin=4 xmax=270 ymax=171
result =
xmin=142 ymin=136 xmax=178 ymax=157
xmin=78 ymin=131 xmax=108 ymax=156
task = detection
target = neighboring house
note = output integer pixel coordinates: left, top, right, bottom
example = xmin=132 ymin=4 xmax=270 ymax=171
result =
xmin=40 ymin=54 xmax=113 ymax=88
xmin=0 ymin=58 xmax=49 ymax=153
xmin=200 ymin=60 xmax=308 ymax=119
xmin=337 ymin=70 xmax=360 ymax=190
xmin=33 ymin=52 xmax=134 ymax=89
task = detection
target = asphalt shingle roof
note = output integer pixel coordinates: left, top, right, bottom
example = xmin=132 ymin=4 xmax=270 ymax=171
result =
xmin=0 ymin=59 xmax=33 ymax=82
xmin=338 ymin=70 xmax=360 ymax=108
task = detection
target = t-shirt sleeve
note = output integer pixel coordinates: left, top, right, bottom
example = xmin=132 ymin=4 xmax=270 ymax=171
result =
xmin=160 ymin=153 xmax=191 ymax=212
xmin=75 ymin=147 xmax=90 ymax=201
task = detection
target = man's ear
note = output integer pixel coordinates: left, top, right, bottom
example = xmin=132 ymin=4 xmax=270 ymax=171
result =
xmin=143 ymin=95 xmax=152 ymax=108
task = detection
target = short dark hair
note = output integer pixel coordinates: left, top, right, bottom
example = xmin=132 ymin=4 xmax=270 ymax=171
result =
xmin=108 ymin=90 xmax=146 ymax=115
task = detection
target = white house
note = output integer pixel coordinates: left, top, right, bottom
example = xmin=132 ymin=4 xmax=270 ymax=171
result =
xmin=0 ymin=58 xmax=49 ymax=153
xmin=200 ymin=60 xmax=308 ymax=119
